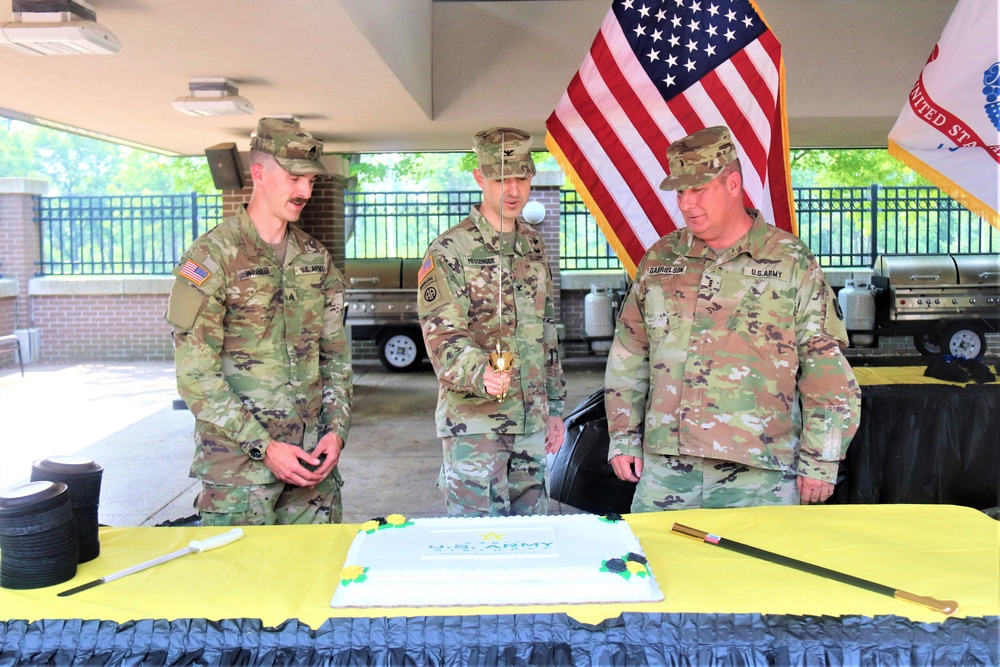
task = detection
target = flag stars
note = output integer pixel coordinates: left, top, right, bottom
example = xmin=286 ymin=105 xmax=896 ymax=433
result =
xmin=651 ymin=28 xmax=663 ymax=42
xmin=655 ymin=9 xmax=667 ymax=21
xmin=687 ymin=18 xmax=701 ymax=31
xmin=725 ymin=9 xmax=737 ymax=21
xmin=689 ymin=1 xmax=702 ymax=11
xmin=742 ymin=15 xmax=754 ymax=28
xmin=685 ymin=38 xmax=699 ymax=52
xmin=666 ymin=53 xmax=678 ymax=67
xmin=707 ymin=3 xmax=720 ymax=16
xmin=646 ymin=48 xmax=661 ymax=62
xmin=724 ymin=28 xmax=736 ymax=41
xmin=622 ymin=0 xmax=635 ymax=9
xmin=684 ymin=58 xmax=698 ymax=71
xmin=705 ymin=43 xmax=717 ymax=57
xmin=663 ymin=74 xmax=677 ymax=87
xmin=668 ymin=34 xmax=681 ymax=47
xmin=671 ymin=14 xmax=683 ymax=28
xmin=638 ymin=4 xmax=651 ymax=18
xmin=706 ymin=24 xmax=718 ymax=37
xmin=633 ymin=24 xmax=647 ymax=37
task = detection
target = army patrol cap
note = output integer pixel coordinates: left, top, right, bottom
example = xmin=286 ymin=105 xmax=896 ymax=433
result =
xmin=473 ymin=127 xmax=536 ymax=180
xmin=250 ymin=118 xmax=329 ymax=177
xmin=658 ymin=125 xmax=737 ymax=190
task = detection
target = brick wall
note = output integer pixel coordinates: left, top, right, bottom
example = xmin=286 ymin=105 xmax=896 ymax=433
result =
xmin=30 ymin=294 xmax=173 ymax=362
xmin=0 ymin=295 xmax=15 ymax=335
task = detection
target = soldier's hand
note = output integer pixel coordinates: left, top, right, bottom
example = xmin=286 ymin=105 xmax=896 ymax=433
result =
xmin=307 ymin=433 xmax=345 ymax=483
xmin=797 ymin=476 xmax=834 ymax=504
xmin=262 ymin=440 xmax=325 ymax=487
xmin=610 ymin=454 xmax=642 ymax=483
xmin=545 ymin=416 xmax=566 ymax=455
xmin=484 ymin=367 xmax=510 ymax=398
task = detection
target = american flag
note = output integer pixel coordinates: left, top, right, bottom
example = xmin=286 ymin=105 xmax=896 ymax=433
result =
xmin=178 ymin=259 xmax=210 ymax=285
xmin=545 ymin=0 xmax=795 ymax=275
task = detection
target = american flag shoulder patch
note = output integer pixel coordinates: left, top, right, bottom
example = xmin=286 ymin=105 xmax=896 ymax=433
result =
xmin=178 ymin=259 xmax=211 ymax=286
xmin=417 ymin=255 xmax=434 ymax=284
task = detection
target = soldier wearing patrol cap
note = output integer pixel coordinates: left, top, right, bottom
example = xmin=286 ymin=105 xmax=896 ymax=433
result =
xmin=417 ymin=127 xmax=567 ymax=517
xmin=166 ymin=117 xmax=352 ymax=526
xmin=605 ymin=125 xmax=860 ymax=511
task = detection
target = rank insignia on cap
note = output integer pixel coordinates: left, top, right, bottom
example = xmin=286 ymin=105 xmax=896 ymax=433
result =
xmin=417 ymin=255 xmax=435 ymax=284
xmin=179 ymin=259 xmax=211 ymax=286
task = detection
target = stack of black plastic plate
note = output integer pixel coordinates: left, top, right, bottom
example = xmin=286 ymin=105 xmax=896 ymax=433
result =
xmin=31 ymin=456 xmax=104 ymax=563
xmin=0 ymin=481 xmax=79 ymax=589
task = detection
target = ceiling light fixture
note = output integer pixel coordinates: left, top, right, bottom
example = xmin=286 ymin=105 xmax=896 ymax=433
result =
xmin=172 ymin=78 xmax=254 ymax=117
xmin=0 ymin=0 xmax=121 ymax=56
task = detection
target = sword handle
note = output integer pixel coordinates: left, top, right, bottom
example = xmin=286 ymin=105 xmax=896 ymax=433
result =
xmin=671 ymin=523 xmax=709 ymax=540
xmin=894 ymin=590 xmax=958 ymax=615
xmin=190 ymin=528 xmax=244 ymax=553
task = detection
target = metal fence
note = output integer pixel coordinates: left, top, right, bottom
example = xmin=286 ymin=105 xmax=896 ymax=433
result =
xmin=344 ymin=190 xmax=480 ymax=259
xmin=37 ymin=193 xmax=222 ymax=275
xmin=795 ymin=185 xmax=999 ymax=269
xmin=35 ymin=186 xmax=1000 ymax=275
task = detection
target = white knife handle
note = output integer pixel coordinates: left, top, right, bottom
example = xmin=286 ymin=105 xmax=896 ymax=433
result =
xmin=189 ymin=528 xmax=244 ymax=553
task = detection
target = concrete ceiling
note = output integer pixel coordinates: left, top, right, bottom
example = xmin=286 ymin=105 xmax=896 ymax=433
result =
xmin=0 ymin=0 xmax=958 ymax=157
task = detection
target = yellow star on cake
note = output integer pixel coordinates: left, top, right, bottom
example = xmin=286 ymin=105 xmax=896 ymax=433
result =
xmin=480 ymin=532 xmax=505 ymax=541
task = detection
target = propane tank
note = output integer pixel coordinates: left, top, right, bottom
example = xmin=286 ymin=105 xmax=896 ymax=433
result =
xmin=838 ymin=279 xmax=876 ymax=347
xmin=584 ymin=284 xmax=615 ymax=353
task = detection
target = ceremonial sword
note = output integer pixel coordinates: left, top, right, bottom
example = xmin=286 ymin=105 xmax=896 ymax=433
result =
xmin=671 ymin=523 xmax=957 ymax=615
xmin=58 ymin=528 xmax=244 ymax=597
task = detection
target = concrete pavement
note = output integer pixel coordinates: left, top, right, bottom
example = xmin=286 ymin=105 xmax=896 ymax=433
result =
xmin=0 ymin=358 xmax=606 ymax=526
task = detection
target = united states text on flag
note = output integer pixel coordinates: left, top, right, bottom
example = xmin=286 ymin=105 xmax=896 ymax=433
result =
xmin=887 ymin=0 xmax=1000 ymax=231
xmin=545 ymin=0 xmax=795 ymax=275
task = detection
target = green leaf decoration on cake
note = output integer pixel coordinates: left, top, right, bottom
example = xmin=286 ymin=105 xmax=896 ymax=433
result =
xmin=360 ymin=514 xmax=414 ymax=534
xmin=340 ymin=565 xmax=369 ymax=585
xmin=599 ymin=513 xmax=623 ymax=523
xmin=601 ymin=553 xmax=650 ymax=580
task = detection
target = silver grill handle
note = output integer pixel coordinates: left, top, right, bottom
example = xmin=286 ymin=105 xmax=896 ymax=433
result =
xmin=908 ymin=274 xmax=940 ymax=281
xmin=980 ymin=272 xmax=999 ymax=279
xmin=349 ymin=277 xmax=381 ymax=286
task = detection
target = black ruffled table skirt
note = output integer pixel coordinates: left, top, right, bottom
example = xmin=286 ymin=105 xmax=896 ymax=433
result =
xmin=3 ymin=613 xmax=997 ymax=666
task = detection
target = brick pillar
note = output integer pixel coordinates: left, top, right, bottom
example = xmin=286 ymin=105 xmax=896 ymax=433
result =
xmin=220 ymin=154 xmax=348 ymax=271
xmin=0 ymin=178 xmax=47 ymax=333
xmin=530 ymin=171 xmax=565 ymax=320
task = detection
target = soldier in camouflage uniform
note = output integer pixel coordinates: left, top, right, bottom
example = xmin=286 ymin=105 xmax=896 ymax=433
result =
xmin=166 ymin=118 xmax=353 ymax=526
xmin=417 ymin=127 xmax=567 ymax=517
xmin=605 ymin=126 xmax=860 ymax=511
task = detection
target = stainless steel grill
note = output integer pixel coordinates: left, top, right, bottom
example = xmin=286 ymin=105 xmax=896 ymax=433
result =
xmin=343 ymin=259 xmax=424 ymax=371
xmin=873 ymin=254 xmax=1000 ymax=322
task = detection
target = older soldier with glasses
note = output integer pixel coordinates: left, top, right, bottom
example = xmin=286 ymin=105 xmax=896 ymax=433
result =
xmin=167 ymin=117 xmax=352 ymax=526
xmin=606 ymin=125 xmax=861 ymax=511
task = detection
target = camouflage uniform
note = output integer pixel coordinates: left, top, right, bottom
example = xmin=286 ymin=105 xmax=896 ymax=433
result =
xmin=606 ymin=126 xmax=860 ymax=511
xmin=418 ymin=128 xmax=566 ymax=516
xmin=606 ymin=214 xmax=861 ymax=510
xmin=165 ymin=119 xmax=352 ymax=525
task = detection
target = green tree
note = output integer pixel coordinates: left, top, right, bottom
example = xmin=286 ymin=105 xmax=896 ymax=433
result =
xmin=0 ymin=118 xmax=215 ymax=195
xmin=790 ymin=148 xmax=929 ymax=187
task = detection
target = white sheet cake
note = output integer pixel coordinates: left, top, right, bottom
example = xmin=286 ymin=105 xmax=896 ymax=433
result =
xmin=329 ymin=513 xmax=664 ymax=608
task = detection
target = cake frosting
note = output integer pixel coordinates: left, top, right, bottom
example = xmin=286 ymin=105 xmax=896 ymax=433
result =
xmin=330 ymin=513 xmax=664 ymax=608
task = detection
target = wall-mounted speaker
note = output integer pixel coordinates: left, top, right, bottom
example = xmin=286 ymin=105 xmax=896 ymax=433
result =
xmin=204 ymin=142 xmax=246 ymax=191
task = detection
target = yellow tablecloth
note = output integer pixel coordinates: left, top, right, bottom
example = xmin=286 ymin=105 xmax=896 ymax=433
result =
xmin=3 ymin=504 xmax=996 ymax=629
xmin=852 ymin=365 xmax=989 ymax=386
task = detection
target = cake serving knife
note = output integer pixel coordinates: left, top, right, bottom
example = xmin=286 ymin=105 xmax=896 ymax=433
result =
xmin=57 ymin=528 xmax=244 ymax=597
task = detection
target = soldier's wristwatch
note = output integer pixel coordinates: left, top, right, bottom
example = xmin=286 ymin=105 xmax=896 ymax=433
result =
xmin=247 ymin=443 xmax=267 ymax=460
